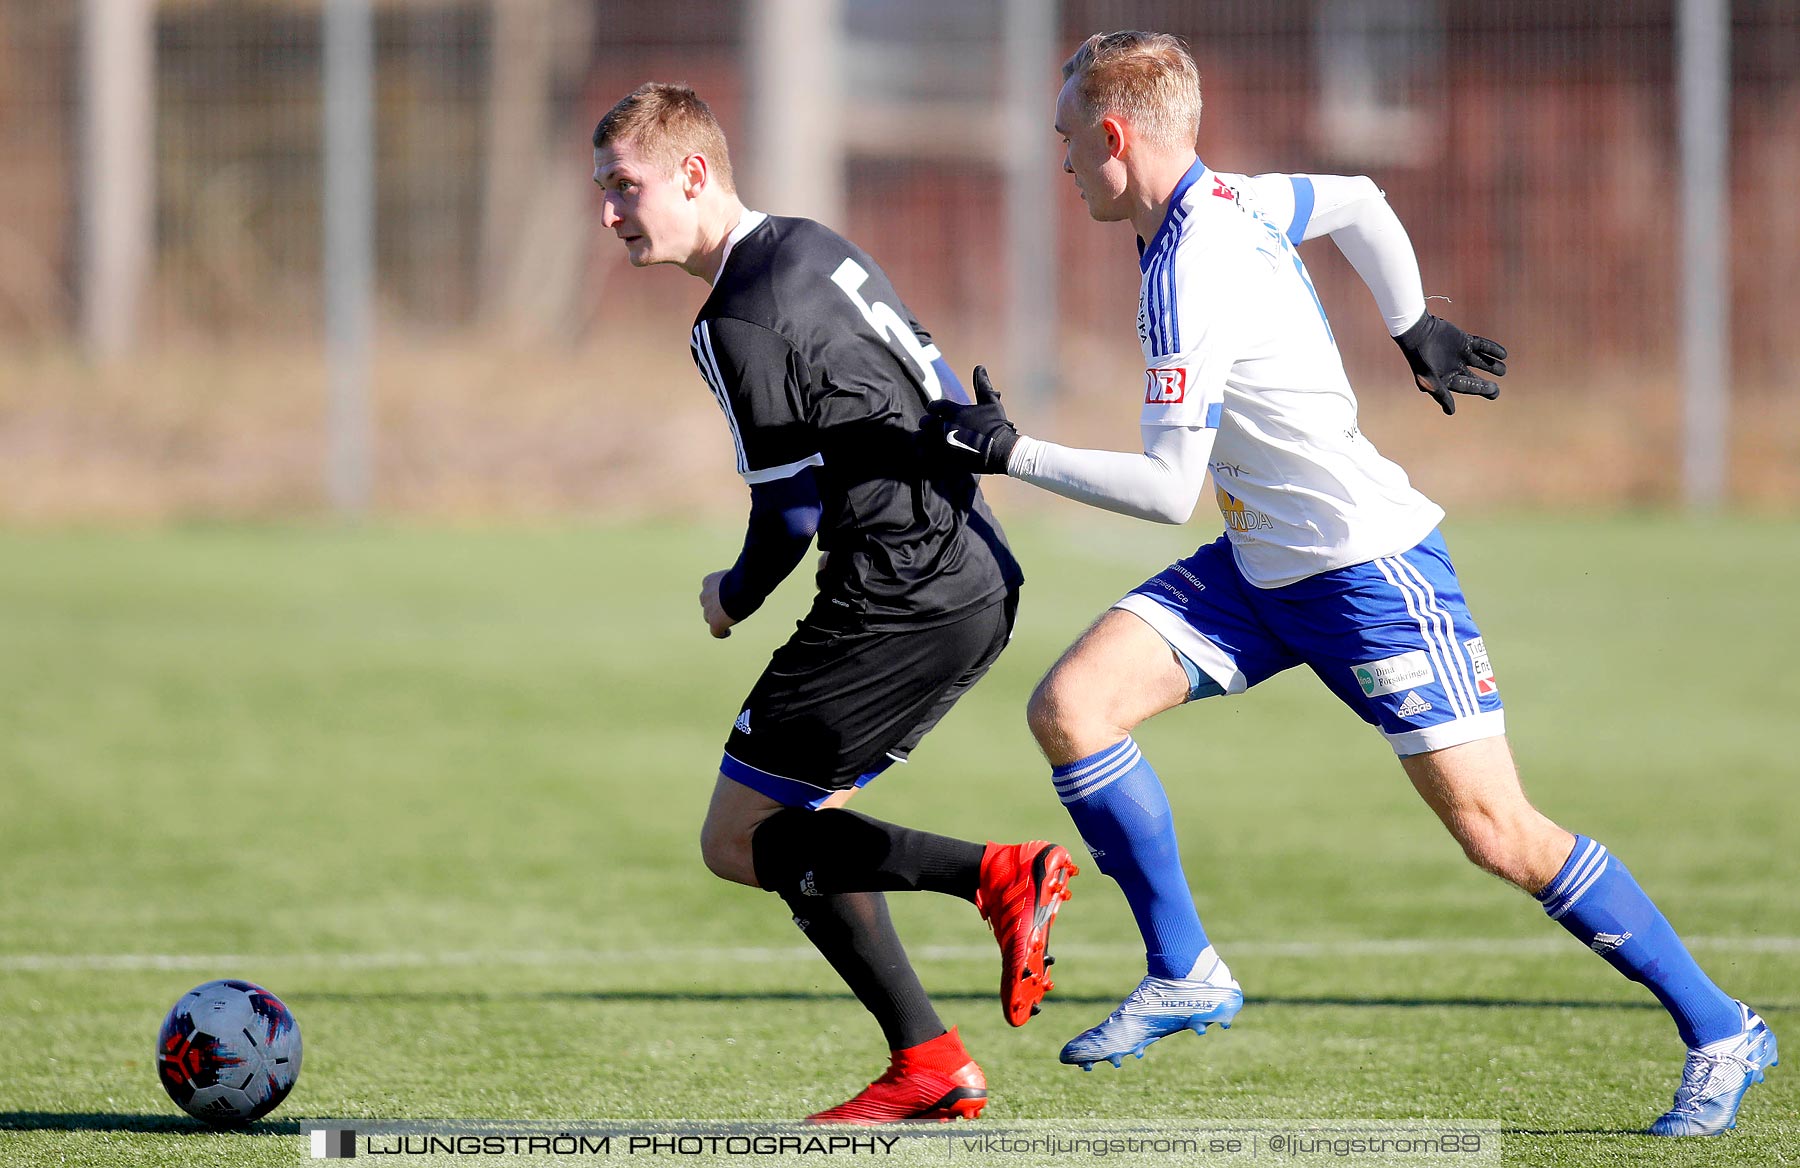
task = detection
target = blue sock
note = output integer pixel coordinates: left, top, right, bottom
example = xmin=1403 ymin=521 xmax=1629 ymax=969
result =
xmin=1053 ymin=738 xmax=1209 ymax=979
xmin=1538 ymin=835 xmax=1741 ymax=1047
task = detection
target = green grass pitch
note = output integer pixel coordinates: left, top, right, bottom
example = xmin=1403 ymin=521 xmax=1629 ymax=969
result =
xmin=1 ymin=515 xmax=1796 ymax=1166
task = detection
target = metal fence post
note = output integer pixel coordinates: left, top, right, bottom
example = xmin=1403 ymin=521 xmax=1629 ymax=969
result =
xmin=79 ymin=0 xmax=154 ymax=359
xmin=1680 ymin=0 xmax=1731 ymax=508
xmin=324 ymin=0 xmax=375 ymax=513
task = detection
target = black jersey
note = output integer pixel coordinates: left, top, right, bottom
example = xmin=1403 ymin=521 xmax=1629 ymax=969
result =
xmin=690 ymin=214 xmax=1021 ymax=629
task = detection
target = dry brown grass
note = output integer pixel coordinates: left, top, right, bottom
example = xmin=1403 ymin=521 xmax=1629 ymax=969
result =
xmin=0 ymin=336 xmax=1794 ymax=523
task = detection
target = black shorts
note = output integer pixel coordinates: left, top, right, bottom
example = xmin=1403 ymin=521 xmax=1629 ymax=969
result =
xmin=719 ymin=593 xmax=1017 ymax=807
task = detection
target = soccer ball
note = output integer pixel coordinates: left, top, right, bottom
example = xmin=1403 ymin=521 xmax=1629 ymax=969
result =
xmin=155 ymin=979 xmax=302 ymax=1124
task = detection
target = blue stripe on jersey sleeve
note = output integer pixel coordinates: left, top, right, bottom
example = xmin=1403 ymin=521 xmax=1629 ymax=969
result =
xmin=1164 ymin=245 xmax=1180 ymax=352
xmin=1205 ymin=402 xmax=1223 ymax=428
xmin=931 ymin=356 xmax=969 ymax=404
xmin=1143 ymin=264 xmax=1161 ymax=355
xmin=1287 ymin=176 xmax=1315 ymax=246
xmin=1152 ymin=253 xmax=1168 ymax=354
xmin=1145 ymin=230 xmax=1182 ymax=356
xmin=1154 ymin=248 xmax=1172 ymax=355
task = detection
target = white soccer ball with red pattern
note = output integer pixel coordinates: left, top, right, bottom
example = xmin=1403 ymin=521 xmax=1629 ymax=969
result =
xmin=155 ymin=979 xmax=302 ymax=1124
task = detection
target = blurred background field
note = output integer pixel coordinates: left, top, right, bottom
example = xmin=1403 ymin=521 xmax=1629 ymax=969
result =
xmin=3 ymin=2 xmax=1799 ymax=1165
xmin=1 ymin=516 xmax=1797 ymax=1166
xmin=1 ymin=1 xmax=1798 ymax=519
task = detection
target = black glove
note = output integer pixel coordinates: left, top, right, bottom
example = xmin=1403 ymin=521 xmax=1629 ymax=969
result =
xmin=920 ymin=365 xmax=1020 ymax=474
xmin=1394 ymin=312 xmax=1508 ymax=416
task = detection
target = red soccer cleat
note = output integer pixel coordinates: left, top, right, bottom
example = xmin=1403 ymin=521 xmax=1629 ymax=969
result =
xmin=806 ymin=1029 xmax=988 ymax=1125
xmin=976 ymin=840 xmax=1079 ymax=1027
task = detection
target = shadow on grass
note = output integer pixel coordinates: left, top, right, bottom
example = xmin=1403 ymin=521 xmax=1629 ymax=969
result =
xmin=0 ymin=1111 xmax=305 ymax=1135
xmin=0 ymin=1110 xmax=1662 ymax=1141
xmin=295 ymin=989 xmax=1774 ymax=1012
xmin=1506 ymin=1127 xmax=1656 ymax=1137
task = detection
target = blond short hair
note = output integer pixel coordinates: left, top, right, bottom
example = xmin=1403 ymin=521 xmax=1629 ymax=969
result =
xmin=592 ymin=83 xmax=735 ymax=192
xmin=1061 ymin=31 xmax=1202 ymax=151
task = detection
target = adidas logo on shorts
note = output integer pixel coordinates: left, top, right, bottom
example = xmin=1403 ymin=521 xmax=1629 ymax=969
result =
xmin=734 ymin=708 xmax=752 ymax=734
xmin=1395 ymin=690 xmax=1432 ymax=719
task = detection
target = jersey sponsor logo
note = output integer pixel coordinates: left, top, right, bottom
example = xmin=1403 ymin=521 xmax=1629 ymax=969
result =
xmin=1216 ymin=486 xmax=1274 ymax=532
xmin=1464 ymin=636 xmax=1498 ymax=696
xmin=1395 ymin=690 xmax=1433 ymax=719
xmin=1149 ymin=578 xmax=1189 ymax=605
xmin=1145 ymin=367 xmax=1187 ymax=404
xmin=1353 ymin=650 xmax=1435 ymax=698
xmin=1169 ymin=563 xmax=1208 ymax=591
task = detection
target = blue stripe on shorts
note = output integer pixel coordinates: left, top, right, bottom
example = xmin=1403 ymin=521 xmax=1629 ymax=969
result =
xmin=720 ymin=751 xmax=891 ymax=810
xmin=1120 ymin=529 xmax=1504 ymax=755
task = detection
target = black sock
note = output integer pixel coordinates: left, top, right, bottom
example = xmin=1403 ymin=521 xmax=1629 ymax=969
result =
xmin=751 ymin=808 xmax=984 ymax=901
xmin=782 ymin=890 xmax=946 ymax=1051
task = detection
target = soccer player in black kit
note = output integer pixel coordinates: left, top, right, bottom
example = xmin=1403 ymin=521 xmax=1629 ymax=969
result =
xmin=592 ymin=83 xmax=1079 ymax=1124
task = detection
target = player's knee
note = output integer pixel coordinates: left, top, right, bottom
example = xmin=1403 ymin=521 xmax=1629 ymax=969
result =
xmin=1027 ymin=669 xmax=1092 ymax=752
xmin=1025 ymin=674 xmax=1061 ymax=747
xmin=1455 ymin=831 xmax=1517 ymax=884
xmin=1449 ymin=812 xmax=1543 ymax=889
xmin=698 ymin=820 xmax=758 ymax=887
xmin=1029 ymin=665 xmax=1138 ymax=763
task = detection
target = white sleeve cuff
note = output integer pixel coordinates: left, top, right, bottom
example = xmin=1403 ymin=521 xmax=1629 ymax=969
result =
xmin=1005 ymin=434 xmax=1041 ymax=478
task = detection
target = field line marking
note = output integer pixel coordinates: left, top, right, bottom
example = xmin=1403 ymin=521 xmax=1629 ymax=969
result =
xmin=4 ymin=935 xmax=1798 ymax=972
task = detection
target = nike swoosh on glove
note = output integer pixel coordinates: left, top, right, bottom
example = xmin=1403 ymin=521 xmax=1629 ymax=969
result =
xmin=919 ymin=365 xmax=1020 ymax=474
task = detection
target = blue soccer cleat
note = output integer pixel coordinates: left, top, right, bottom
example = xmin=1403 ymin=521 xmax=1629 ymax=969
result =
xmin=1059 ymin=973 xmax=1243 ymax=1070
xmin=1649 ymin=1002 xmax=1778 ymax=1136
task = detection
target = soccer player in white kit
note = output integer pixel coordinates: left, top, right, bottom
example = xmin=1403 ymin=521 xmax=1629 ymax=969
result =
xmin=919 ymin=31 xmax=1775 ymax=1137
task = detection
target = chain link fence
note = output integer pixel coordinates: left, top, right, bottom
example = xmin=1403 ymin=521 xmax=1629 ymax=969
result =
xmin=0 ymin=0 xmax=1794 ymax=516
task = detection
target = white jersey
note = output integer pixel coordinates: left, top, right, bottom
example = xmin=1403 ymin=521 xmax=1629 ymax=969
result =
xmin=1137 ymin=160 xmax=1442 ymax=587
